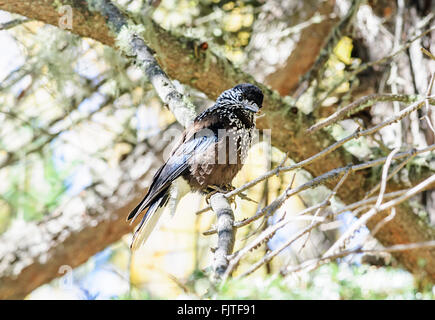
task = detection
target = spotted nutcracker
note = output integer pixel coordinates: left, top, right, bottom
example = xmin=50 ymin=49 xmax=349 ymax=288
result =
xmin=127 ymin=83 xmax=264 ymax=250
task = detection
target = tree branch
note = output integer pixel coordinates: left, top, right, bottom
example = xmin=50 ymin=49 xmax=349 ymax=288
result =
xmin=0 ymin=0 xmax=434 ymax=286
xmin=0 ymin=128 xmax=170 ymax=299
xmin=264 ymin=0 xmax=339 ymax=95
xmin=209 ymin=193 xmax=236 ymax=281
xmin=308 ymin=93 xmax=435 ymax=133
xmin=89 ymin=0 xmax=196 ymax=127
xmin=281 ymin=240 xmax=435 ymax=276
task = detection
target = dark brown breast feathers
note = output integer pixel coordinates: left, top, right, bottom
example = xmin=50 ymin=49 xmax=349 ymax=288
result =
xmin=180 ymin=105 xmax=255 ymax=191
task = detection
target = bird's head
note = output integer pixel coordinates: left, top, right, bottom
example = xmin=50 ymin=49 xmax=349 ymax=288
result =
xmin=217 ymin=83 xmax=264 ymax=113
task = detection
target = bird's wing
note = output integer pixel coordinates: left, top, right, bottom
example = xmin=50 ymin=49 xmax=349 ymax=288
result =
xmin=127 ymin=124 xmax=217 ymax=222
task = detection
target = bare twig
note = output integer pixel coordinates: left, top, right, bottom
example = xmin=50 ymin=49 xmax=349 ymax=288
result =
xmin=388 ymin=0 xmax=406 ymax=147
xmin=298 ymin=169 xmax=351 ymax=253
xmin=282 ymin=240 xmax=435 ymax=276
xmin=204 ymin=143 xmax=435 ymax=236
xmin=375 ymin=148 xmax=400 ymax=209
xmin=335 ymin=190 xmax=408 ymax=217
xmin=0 ymin=18 xmax=31 ymax=30
xmin=422 ymin=73 xmax=435 ymax=136
xmin=308 ymin=94 xmax=435 ymax=133
xmin=371 ymin=207 xmax=396 ymax=237
xmin=324 ymin=174 xmax=435 ymax=257
xmin=364 ymin=153 xmax=415 ymax=199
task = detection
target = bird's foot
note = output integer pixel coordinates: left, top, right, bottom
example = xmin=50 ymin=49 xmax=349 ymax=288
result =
xmin=204 ymin=184 xmax=258 ymax=209
xmin=205 ymin=184 xmax=257 ymax=206
xmin=205 ymin=190 xmax=216 ymax=205
xmin=224 ymin=184 xmax=235 ymax=192
xmin=219 ymin=184 xmax=236 ymax=192
xmin=205 ymin=184 xmax=234 ymax=205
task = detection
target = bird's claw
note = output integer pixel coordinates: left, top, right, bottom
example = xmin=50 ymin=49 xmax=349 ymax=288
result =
xmin=205 ymin=190 xmax=217 ymax=205
xmin=223 ymin=183 xmax=235 ymax=192
xmin=205 ymin=185 xmax=222 ymax=204
xmin=205 ymin=185 xmax=257 ymax=208
xmin=205 ymin=184 xmax=235 ymax=205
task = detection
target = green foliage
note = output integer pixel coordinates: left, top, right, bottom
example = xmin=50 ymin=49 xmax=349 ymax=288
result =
xmin=1 ymin=153 xmax=69 ymax=221
xmin=213 ymin=263 xmax=434 ymax=300
xmin=116 ymin=288 xmax=153 ymax=300
xmin=113 ymin=263 xmax=434 ymax=300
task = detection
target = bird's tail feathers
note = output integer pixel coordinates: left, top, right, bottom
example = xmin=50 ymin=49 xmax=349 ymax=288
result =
xmin=130 ymin=191 xmax=169 ymax=251
xmin=127 ymin=196 xmax=147 ymax=223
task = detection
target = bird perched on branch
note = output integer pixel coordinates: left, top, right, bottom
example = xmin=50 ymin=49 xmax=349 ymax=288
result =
xmin=127 ymin=83 xmax=264 ymax=250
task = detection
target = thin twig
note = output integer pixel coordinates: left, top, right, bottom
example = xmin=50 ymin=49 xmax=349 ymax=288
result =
xmin=199 ymin=98 xmax=429 ymax=219
xmin=364 ymin=153 xmax=415 ymax=199
xmin=375 ymin=148 xmax=400 ymax=209
xmin=298 ymin=169 xmax=351 ymax=253
xmin=371 ymin=207 xmax=396 ymax=237
xmin=324 ymin=174 xmax=435 ymax=257
xmin=422 ymin=73 xmax=435 ymax=136
xmin=281 ymin=240 xmax=435 ymax=276
xmin=203 ymin=143 xmax=435 ymax=236
xmin=308 ymin=94 xmax=435 ymax=133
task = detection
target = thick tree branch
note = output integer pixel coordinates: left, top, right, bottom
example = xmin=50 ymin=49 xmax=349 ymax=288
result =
xmin=0 ymin=130 xmax=170 ymax=299
xmin=209 ymin=193 xmax=235 ymax=281
xmin=0 ymin=196 xmax=135 ymax=300
xmin=264 ymin=0 xmax=339 ymax=95
xmin=0 ymin=0 xmax=434 ymax=287
xmin=90 ymin=0 xmax=196 ymax=127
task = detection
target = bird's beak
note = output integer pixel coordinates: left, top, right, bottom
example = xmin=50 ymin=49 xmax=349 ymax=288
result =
xmin=244 ymin=103 xmax=260 ymax=113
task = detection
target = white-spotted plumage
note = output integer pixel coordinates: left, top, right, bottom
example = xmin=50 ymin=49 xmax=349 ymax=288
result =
xmin=128 ymin=83 xmax=263 ymax=250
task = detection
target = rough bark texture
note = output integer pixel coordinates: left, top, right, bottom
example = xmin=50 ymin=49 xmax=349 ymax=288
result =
xmin=265 ymin=0 xmax=339 ymax=95
xmin=0 ymin=134 xmax=169 ymax=299
xmin=0 ymin=198 xmax=137 ymax=299
xmin=209 ymin=193 xmax=236 ymax=280
xmin=0 ymin=0 xmax=115 ymax=46
xmin=366 ymin=203 xmax=435 ymax=282
xmin=0 ymin=0 xmax=433 ymax=296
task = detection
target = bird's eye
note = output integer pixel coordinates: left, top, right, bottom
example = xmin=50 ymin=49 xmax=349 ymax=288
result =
xmin=238 ymin=96 xmax=243 ymax=102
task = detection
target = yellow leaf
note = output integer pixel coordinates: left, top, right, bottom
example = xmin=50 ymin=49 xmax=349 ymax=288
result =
xmin=334 ymin=36 xmax=353 ymax=65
